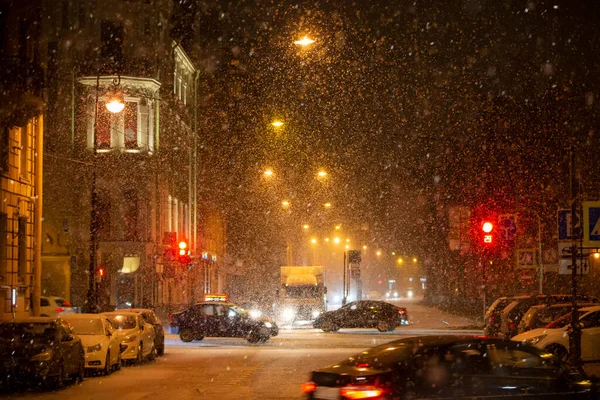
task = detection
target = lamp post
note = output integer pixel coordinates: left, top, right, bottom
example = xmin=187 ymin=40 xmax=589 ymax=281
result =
xmin=86 ymin=75 xmax=124 ymax=313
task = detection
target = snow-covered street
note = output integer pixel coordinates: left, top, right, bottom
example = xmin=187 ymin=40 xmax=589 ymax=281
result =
xmin=2 ymin=303 xmax=483 ymax=399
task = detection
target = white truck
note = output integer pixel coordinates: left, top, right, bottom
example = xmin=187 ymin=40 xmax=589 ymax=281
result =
xmin=277 ymin=266 xmax=327 ymax=325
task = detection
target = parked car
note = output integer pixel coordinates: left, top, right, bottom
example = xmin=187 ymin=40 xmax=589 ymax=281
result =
xmin=121 ymin=308 xmax=165 ymax=356
xmin=518 ymin=302 xmax=597 ymax=334
xmin=170 ymin=302 xmax=276 ymax=343
xmin=499 ymin=294 xmax=598 ymax=338
xmin=0 ymin=317 xmax=85 ymax=389
xmin=513 ymin=305 xmax=600 ymax=361
xmin=40 ymin=296 xmax=76 ymax=317
xmin=302 ymin=335 xmax=596 ymax=399
xmin=103 ymin=311 xmax=156 ymax=364
xmin=483 ymin=295 xmax=519 ymax=336
xmin=62 ymin=314 xmax=122 ymax=375
xmin=313 ymin=300 xmax=408 ymax=332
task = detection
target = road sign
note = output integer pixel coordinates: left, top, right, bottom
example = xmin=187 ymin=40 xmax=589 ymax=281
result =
xmin=583 ymin=201 xmax=600 ymax=247
xmin=558 ymin=242 xmax=593 ymax=258
xmin=519 ymin=269 xmax=535 ymax=284
xmin=542 ymin=248 xmax=558 ymax=264
xmin=558 ymin=259 xmax=590 ymax=275
xmin=348 ymin=250 xmax=361 ymax=264
xmin=498 ymin=214 xmax=517 ymax=240
xmin=557 ymin=209 xmax=582 ymax=241
xmin=516 ymin=248 xmax=536 ymax=269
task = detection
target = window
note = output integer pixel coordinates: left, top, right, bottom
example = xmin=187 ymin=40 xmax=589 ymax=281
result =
xmin=487 ymin=345 xmax=553 ymax=370
xmin=40 ymin=298 xmax=50 ymax=307
xmin=124 ymin=102 xmax=137 ymax=149
xmin=92 ymin=99 xmax=150 ymax=151
xmin=580 ymin=311 xmax=600 ymax=329
xmin=18 ymin=216 xmax=27 ymax=283
xmin=95 ymin=104 xmax=111 ymax=149
xmin=0 ymin=213 xmax=6 ymax=278
xmin=20 ymin=124 xmax=29 ymax=179
xmin=202 ymin=305 xmax=215 ymax=316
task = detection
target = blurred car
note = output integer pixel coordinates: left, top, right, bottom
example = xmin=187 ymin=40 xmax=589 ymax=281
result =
xmin=483 ymin=295 xmax=518 ymax=336
xmin=62 ymin=314 xmax=122 ymax=375
xmin=518 ymin=302 xmax=597 ymax=334
xmin=170 ymin=302 xmax=275 ymax=343
xmin=0 ymin=317 xmax=85 ymax=389
xmin=40 ymin=296 xmax=76 ymax=317
xmin=513 ymin=305 xmax=600 ymax=361
xmin=499 ymin=294 xmax=598 ymax=338
xmin=121 ymin=308 xmax=165 ymax=356
xmin=302 ymin=335 xmax=595 ymax=399
xmin=313 ymin=300 xmax=408 ymax=332
xmin=103 ymin=311 xmax=156 ymax=364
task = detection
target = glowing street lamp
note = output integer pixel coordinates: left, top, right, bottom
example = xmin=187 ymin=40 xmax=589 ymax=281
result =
xmin=302 ymin=224 xmax=310 ymax=230
xmin=317 ymin=170 xmax=327 ymax=178
xmin=376 ymin=250 xmax=382 ymax=256
xmin=324 ymin=237 xmax=330 ymax=242
xmin=397 ymin=258 xmax=404 ymax=265
xmin=105 ymin=92 xmax=125 ymax=113
xmin=294 ymin=36 xmax=315 ymax=46
xmin=335 ymin=224 xmax=341 ymax=230
xmin=333 ymin=237 xmax=340 ymax=244
xmin=413 ymin=257 xmax=418 ymax=263
xmin=345 ymin=244 xmax=350 ymax=249
xmin=310 ymin=238 xmax=317 ymax=244
xmin=362 ymin=245 xmax=367 ymax=250
xmin=271 ymin=120 xmax=284 ymax=127
xmin=263 ymin=169 xmax=274 ymax=177
xmin=281 ymin=200 xmax=290 ymax=208
xmin=324 ymin=202 xmax=332 ymax=208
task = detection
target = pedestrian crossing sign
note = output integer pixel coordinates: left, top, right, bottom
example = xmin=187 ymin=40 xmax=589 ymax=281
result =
xmin=583 ymin=201 xmax=600 ymax=247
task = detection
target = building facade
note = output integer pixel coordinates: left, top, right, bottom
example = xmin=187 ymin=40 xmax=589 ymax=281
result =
xmin=0 ymin=0 xmax=46 ymax=320
xmin=40 ymin=0 xmax=221 ymax=316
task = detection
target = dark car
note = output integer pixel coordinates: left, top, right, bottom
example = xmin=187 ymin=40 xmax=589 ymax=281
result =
xmin=302 ymin=335 xmax=596 ymax=399
xmin=123 ymin=308 xmax=165 ymax=356
xmin=483 ymin=296 xmax=519 ymax=336
xmin=0 ymin=317 xmax=85 ymax=389
xmin=170 ymin=302 xmax=276 ymax=343
xmin=518 ymin=302 xmax=597 ymax=334
xmin=313 ymin=301 xmax=408 ymax=332
xmin=499 ymin=294 xmax=599 ymax=338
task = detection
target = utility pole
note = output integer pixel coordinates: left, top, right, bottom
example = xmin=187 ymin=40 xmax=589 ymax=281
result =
xmin=569 ymin=145 xmax=582 ymax=369
xmin=342 ymin=251 xmax=347 ymax=306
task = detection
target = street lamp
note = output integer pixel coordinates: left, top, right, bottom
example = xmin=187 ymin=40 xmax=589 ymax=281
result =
xmin=87 ymin=75 xmax=124 ymax=313
xmin=271 ymin=120 xmax=284 ymax=127
xmin=324 ymin=202 xmax=332 ymax=208
xmin=294 ymin=36 xmax=315 ymax=46
xmin=317 ymin=170 xmax=327 ymax=178
xmin=397 ymin=258 xmax=404 ymax=265
xmin=302 ymin=224 xmax=310 ymax=230
xmin=376 ymin=250 xmax=381 ymax=256
xmin=263 ymin=168 xmax=274 ymax=177
xmin=412 ymin=257 xmax=418 ymax=263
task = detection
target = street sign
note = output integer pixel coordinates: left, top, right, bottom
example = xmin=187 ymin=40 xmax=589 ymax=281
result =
xmin=542 ymin=248 xmax=558 ymax=264
xmin=516 ymin=248 xmax=536 ymax=269
xmin=498 ymin=214 xmax=517 ymax=240
xmin=348 ymin=250 xmax=361 ymax=264
xmin=350 ymin=266 xmax=361 ymax=279
xmin=558 ymin=242 xmax=593 ymax=258
xmin=519 ymin=269 xmax=535 ymax=284
xmin=583 ymin=201 xmax=600 ymax=247
xmin=558 ymin=259 xmax=590 ymax=275
xmin=557 ymin=209 xmax=582 ymax=241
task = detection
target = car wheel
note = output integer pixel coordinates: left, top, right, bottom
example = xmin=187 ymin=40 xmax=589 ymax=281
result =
xmin=157 ymin=343 xmax=165 ymax=356
xmin=148 ymin=344 xmax=157 ymax=361
xmin=545 ymin=344 xmax=569 ymax=361
xmin=377 ymin=320 xmax=392 ymax=332
xmin=76 ymin=355 xmax=85 ymax=383
xmin=103 ymin=351 xmax=111 ymax=376
xmin=179 ymin=328 xmax=195 ymax=342
xmin=46 ymin=363 xmax=64 ymax=389
xmin=115 ymin=352 xmax=122 ymax=371
xmin=321 ymin=321 xmax=339 ymax=332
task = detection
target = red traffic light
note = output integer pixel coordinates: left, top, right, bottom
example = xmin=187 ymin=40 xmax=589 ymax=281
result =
xmin=482 ymin=222 xmax=493 ymax=233
xmin=98 ymin=267 xmax=104 ymax=277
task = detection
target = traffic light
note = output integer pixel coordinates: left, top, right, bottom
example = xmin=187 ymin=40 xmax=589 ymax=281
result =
xmin=482 ymin=221 xmax=493 ymax=244
xmin=96 ymin=267 xmax=105 ymax=283
xmin=177 ymin=241 xmax=192 ymax=265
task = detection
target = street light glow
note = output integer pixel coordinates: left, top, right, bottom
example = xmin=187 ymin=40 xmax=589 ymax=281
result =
xmin=281 ymin=200 xmax=290 ymax=207
xmin=272 ymin=120 xmax=284 ymax=127
xmin=376 ymin=250 xmax=382 ymax=256
xmin=324 ymin=237 xmax=330 ymax=242
xmin=333 ymin=237 xmax=340 ymax=244
xmin=317 ymin=170 xmax=327 ymax=178
xmin=595 ymin=253 xmax=600 ymax=259
xmin=302 ymin=224 xmax=309 ymax=230
xmin=105 ymin=93 xmax=125 ymax=113
xmin=345 ymin=238 xmax=350 ymax=243
xmin=263 ymin=169 xmax=274 ymax=177
xmin=335 ymin=224 xmax=341 ymax=230
xmin=397 ymin=258 xmax=404 ymax=264
xmin=362 ymin=245 xmax=367 ymax=250
xmin=324 ymin=202 xmax=332 ymax=208
xmin=345 ymin=244 xmax=350 ymax=249
xmin=294 ymin=36 xmax=315 ymax=46
xmin=413 ymin=257 xmax=418 ymax=263
xmin=311 ymin=238 xmax=317 ymax=244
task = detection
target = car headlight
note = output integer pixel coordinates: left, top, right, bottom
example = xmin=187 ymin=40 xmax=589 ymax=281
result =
xmin=122 ymin=335 xmax=137 ymax=343
xmin=264 ymin=322 xmax=273 ymax=328
xmin=407 ymin=290 xmax=414 ymax=298
xmin=87 ymin=343 xmax=102 ymax=353
xmin=524 ymin=334 xmax=547 ymax=346
xmin=250 ymin=310 xmax=262 ymax=319
xmin=312 ymin=310 xmax=321 ymax=319
xmin=283 ymin=308 xmax=295 ymax=320
xmin=393 ymin=291 xmax=398 ymax=297
xmin=31 ymin=349 xmax=54 ymax=361
xmin=386 ymin=292 xmax=390 ymax=298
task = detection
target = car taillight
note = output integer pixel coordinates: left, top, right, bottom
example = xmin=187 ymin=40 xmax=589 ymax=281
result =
xmin=301 ymin=382 xmax=316 ymax=393
xmin=55 ymin=307 xmax=64 ymax=313
xmin=170 ymin=314 xmax=174 ymax=323
xmin=340 ymin=386 xmax=385 ymax=399
xmin=398 ymin=309 xmax=406 ymax=315
xmin=63 ymin=301 xmax=71 ymax=307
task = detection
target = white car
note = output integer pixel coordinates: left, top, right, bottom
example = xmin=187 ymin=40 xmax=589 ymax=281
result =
xmin=40 ymin=296 xmax=76 ymax=317
xmin=512 ymin=305 xmax=600 ymax=361
xmin=103 ymin=311 xmax=156 ymax=364
xmin=63 ymin=313 xmax=122 ymax=374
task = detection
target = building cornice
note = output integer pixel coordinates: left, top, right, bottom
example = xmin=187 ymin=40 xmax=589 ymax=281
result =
xmin=78 ymin=76 xmax=161 ymax=92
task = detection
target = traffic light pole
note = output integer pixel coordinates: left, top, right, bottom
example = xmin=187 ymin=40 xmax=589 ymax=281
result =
xmin=569 ymin=145 xmax=582 ymax=369
xmin=342 ymin=252 xmax=347 ymax=306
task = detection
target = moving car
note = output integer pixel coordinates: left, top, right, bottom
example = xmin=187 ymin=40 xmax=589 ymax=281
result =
xmin=513 ymin=305 xmax=600 ymax=361
xmin=122 ymin=308 xmax=165 ymax=356
xmin=170 ymin=301 xmax=276 ymax=343
xmin=103 ymin=311 xmax=156 ymax=364
xmin=40 ymin=296 xmax=76 ymax=317
xmin=313 ymin=300 xmax=408 ymax=332
xmin=518 ymin=302 xmax=597 ymax=334
xmin=62 ymin=314 xmax=122 ymax=374
xmin=0 ymin=317 xmax=85 ymax=389
xmin=302 ymin=335 xmax=595 ymax=399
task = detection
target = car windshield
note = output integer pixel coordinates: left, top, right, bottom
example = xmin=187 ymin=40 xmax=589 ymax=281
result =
xmin=341 ymin=342 xmax=413 ymax=370
xmin=284 ymin=285 xmax=319 ymax=298
xmin=106 ymin=315 xmax=137 ymax=330
xmin=65 ymin=318 xmax=104 ymax=335
xmin=0 ymin=323 xmax=57 ymax=342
